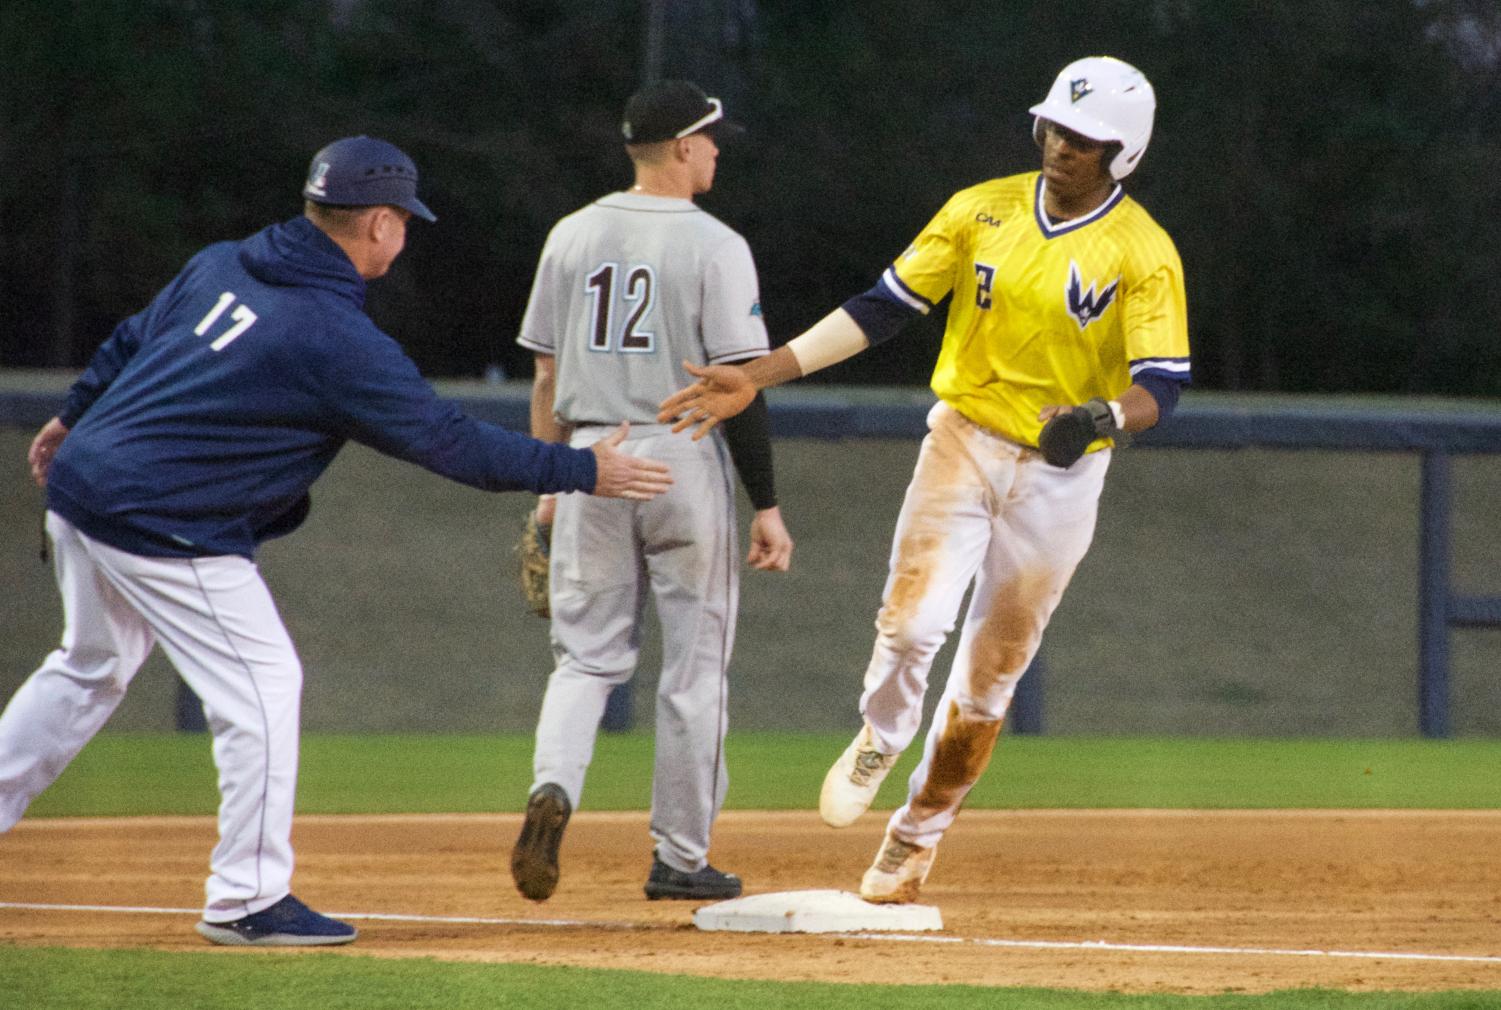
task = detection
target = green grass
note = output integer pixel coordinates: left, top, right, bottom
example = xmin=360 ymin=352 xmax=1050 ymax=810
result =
xmin=23 ymin=732 xmax=1501 ymax=818
xmin=3 ymin=947 xmax=1498 ymax=1010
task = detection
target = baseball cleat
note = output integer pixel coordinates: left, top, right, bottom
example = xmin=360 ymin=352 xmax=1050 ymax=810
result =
xmin=195 ymin=894 xmax=357 ymax=946
xmin=859 ymin=829 xmax=936 ymax=904
xmin=643 ymin=853 xmax=742 ymax=900
xmin=819 ymin=723 xmax=901 ymax=827
xmin=511 ymin=782 xmax=572 ymax=902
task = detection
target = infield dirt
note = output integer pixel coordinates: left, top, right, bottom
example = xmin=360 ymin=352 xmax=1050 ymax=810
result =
xmin=2 ymin=809 xmax=1499 ymax=994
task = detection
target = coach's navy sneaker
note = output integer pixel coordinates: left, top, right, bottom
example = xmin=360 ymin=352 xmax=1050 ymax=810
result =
xmin=643 ymin=853 xmax=742 ymax=900
xmin=511 ymin=782 xmax=572 ymax=901
xmin=195 ymin=894 xmax=357 ymax=946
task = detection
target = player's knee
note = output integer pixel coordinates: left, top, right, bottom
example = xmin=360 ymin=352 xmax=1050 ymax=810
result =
xmin=52 ymin=653 xmax=134 ymax=696
xmin=959 ymin=658 xmax=1030 ymax=720
xmin=960 ymin=684 xmax=1018 ymax=722
xmin=553 ymin=655 xmax=635 ymax=685
xmin=874 ymin=612 xmax=949 ymax=659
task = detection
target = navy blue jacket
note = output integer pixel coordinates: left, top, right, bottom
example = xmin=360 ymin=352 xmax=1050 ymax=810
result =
xmin=47 ymin=216 xmax=596 ymax=559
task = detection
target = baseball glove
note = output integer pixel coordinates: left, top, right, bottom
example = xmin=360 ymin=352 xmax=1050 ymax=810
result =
xmin=1038 ymin=398 xmax=1118 ymax=469
xmin=517 ymin=512 xmax=552 ymax=618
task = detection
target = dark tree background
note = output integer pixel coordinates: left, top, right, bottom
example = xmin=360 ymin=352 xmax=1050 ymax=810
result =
xmin=2 ymin=0 xmax=1498 ymax=394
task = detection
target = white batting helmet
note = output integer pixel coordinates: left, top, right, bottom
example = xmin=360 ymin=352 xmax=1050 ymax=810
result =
xmin=1028 ymin=56 xmax=1156 ymax=180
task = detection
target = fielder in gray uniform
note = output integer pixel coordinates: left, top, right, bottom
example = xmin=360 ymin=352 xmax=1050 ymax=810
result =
xmin=510 ymin=80 xmax=793 ymax=902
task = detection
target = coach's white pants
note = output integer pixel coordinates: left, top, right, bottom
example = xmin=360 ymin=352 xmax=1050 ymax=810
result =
xmin=860 ymin=402 xmax=1109 ymax=848
xmin=0 ymin=513 xmax=302 ymax=922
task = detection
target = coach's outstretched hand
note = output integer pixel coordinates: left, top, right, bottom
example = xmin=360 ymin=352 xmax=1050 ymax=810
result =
xmin=589 ymin=423 xmax=674 ymax=500
xmin=657 ymin=361 xmax=757 ymax=440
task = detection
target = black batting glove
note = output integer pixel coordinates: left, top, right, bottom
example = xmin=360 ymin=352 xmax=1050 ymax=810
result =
xmin=1037 ymin=397 xmax=1118 ymax=469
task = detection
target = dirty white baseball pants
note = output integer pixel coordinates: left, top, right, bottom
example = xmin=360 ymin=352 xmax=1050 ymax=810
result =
xmin=0 ymin=512 xmax=302 ymax=923
xmin=860 ymin=401 xmax=1110 ymax=848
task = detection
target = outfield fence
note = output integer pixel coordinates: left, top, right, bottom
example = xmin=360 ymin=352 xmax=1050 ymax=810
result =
xmin=4 ymin=374 xmax=1499 ymax=738
xmin=753 ymin=389 xmax=1501 ymax=739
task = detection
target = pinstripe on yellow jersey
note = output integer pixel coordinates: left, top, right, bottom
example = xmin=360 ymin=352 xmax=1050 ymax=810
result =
xmin=881 ymin=171 xmax=1189 ymax=449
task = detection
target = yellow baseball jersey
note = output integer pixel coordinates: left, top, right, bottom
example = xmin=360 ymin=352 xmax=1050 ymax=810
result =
xmin=880 ymin=171 xmax=1189 ymax=448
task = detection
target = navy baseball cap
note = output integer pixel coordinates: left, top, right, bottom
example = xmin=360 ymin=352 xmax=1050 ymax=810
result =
xmin=621 ymin=80 xmax=744 ymax=144
xmin=302 ymin=136 xmax=437 ymax=222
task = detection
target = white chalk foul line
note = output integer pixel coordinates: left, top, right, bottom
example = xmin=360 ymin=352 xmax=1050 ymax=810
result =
xmin=843 ymin=932 xmax=1501 ymax=965
xmin=3 ymin=901 xmax=1499 ymax=966
xmin=0 ymin=902 xmax=627 ymax=931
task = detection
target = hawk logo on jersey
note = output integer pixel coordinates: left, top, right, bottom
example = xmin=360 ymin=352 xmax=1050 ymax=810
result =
xmin=750 ymin=301 xmax=762 ymax=317
xmin=306 ymin=161 xmax=331 ymax=198
xmin=1065 ymin=261 xmax=1119 ymax=330
xmin=1070 ymin=78 xmax=1093 ymax=103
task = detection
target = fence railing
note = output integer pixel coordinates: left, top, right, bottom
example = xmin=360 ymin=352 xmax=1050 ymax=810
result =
xmin=6 ymin=376 xmax=1498 ymax=738
xmin=753 ymin=391 xmax=1501 ymax=738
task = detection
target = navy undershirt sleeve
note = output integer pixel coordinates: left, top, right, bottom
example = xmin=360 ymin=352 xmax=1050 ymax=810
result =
xmin=841 ymin=285 xmax=920 ymax=346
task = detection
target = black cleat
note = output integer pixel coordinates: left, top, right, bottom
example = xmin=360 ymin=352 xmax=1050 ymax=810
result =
xmin=511 ymin=783 xmax=571 ymax=902
xmin=643 ymin=853 xmax=742 ymax=901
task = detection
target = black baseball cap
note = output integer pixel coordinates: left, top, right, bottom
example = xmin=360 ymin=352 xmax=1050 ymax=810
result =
xmin=302 ymin=136 xmax=437 ymax=222
xmin=621 ymin=80 xmax=744 ymax=144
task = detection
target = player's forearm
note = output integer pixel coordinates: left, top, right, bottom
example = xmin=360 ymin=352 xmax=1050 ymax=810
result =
xmin=1117 ymin=384 xmax=1160 ymax=433
xmin=740 ymin=307 xmax=873 ymax=391
xmin=529 ymin=354 xmax=569 ymax=443
xmin=738 ymin=346 xmax=802 ymax=391
xmin=720 ymin=391 xmax=776 ymax=509
xmin=782 ymin=308 xmax=871 ymax=380
xmin=530 ymin=399 xmax=569 ymax=444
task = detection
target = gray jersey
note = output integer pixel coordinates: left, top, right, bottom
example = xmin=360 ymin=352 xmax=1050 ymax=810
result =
xmin=517 ymin=190 xmax=768 ymax=874
xmin=517 ymin=192 xmax=769 ymax=423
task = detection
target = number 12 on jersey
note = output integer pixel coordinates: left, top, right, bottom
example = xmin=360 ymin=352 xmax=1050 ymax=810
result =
xmin=585 ymin=262 xmax=656 ymax=353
